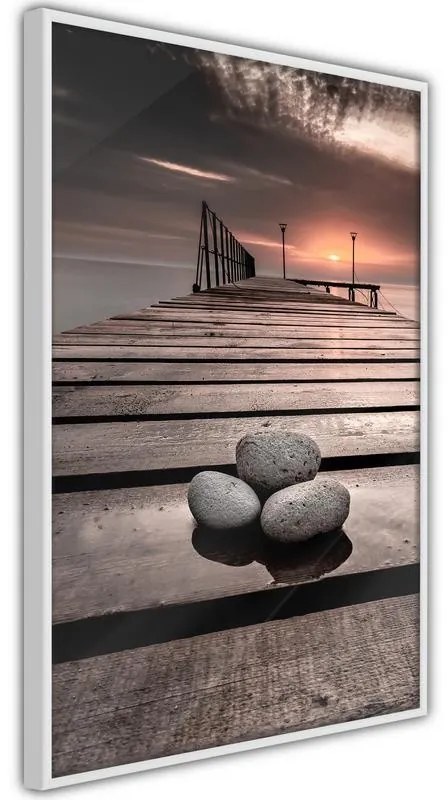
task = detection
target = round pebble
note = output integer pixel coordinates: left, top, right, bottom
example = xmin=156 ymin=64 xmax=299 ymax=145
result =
xmin=236 ymin=431 xmax=321 ymax=498
xmin=260 ymin=476 xmax=350 ymax=543
xmin=187 ymin=471 xmax=261 ymax=530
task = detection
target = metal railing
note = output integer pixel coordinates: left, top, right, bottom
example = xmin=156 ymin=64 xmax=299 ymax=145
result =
xmin=193 ymin=201 xmax=255 ymax=292
xmin=295 ymin=278 xmax=380 ymax=309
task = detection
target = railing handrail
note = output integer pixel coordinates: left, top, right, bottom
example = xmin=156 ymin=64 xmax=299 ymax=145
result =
xmin=295 ymin=278 xmax=380 ymax=309
xmin=296 ymin=278 xmax=380 ymax=290
xmin=194 ymin=201 xmax=255 ymax=292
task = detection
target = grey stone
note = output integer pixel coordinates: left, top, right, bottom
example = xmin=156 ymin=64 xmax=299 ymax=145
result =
xmin=236 ymin=431 xmax=321 ymax=498
xmin=187 ymin=471 xmax=261 ymax=530
xmin=260 ymin=476 xmax=350 ymax=543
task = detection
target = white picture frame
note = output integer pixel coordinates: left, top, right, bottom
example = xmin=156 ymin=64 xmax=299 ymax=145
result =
xmin=24 ymin=7 xmax=428 ymax=789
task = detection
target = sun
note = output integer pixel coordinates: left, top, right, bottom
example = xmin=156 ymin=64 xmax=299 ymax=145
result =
xmin=328 ymin=254 xmax=341 ymax=262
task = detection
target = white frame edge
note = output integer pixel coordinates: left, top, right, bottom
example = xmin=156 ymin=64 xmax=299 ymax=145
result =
xmin=24 ymin=7 xmax=53 ymax=791
xmin=23 ymin=6 xmax=428 ymax=790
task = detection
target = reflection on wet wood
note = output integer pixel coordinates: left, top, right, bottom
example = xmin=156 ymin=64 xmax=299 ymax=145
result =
xmin=52 ymin=465 xmax=419 ymax=624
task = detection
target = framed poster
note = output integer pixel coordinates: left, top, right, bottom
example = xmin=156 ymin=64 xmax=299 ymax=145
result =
xmin=24 ymin=7 xmax=427 ymax=789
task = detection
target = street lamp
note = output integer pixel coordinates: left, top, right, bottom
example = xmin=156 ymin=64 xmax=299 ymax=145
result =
xmin=279 ymin=223 xmax=287 ymax=279
xmin=350 ymin=231 xmax=358 ymax=301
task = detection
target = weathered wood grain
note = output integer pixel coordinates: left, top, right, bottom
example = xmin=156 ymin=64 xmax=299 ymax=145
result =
xmin=207 ymin=292 xmax=365 ymax=307
xmin=63 ymin=320 xmax=420 ymax=341
xmin=52 ymin=380 xmax=419 ymax=420
xmin=113 ymin=307 xmax=418 ymax=328
xmin=53 ymin=333 xmax=419 ymax=351
xmin=157 ymin=299 xmax=395 ymax=317
xmin=231 ymin=279 xmax=311 ymax=292
xmin=52 ymin=361 xmax=420 ymax=385
xmin=52 ymin=345 xmax=419 ymax=362
xmin=52 ymin=410 xmax=419 ymax=476
xmin=160 ymin=290 xmax=393 ymax=313
xmin=167 ymin=297 xmax=387 ymax=312
xmin=52 ymin=594 xmax=420 ymax=777
xmin=201 ymin=288 xmax=363 ymax=304
xmin=52 ymin=465 xmax=419 ymax=623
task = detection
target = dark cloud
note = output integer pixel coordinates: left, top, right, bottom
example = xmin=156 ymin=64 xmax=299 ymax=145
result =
xmin=52 ymin=23 xmax=420 ymax=286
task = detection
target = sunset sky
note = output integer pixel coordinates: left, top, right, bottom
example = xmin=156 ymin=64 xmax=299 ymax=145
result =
xmin=52 ymin=23 xmax=420 ymax=287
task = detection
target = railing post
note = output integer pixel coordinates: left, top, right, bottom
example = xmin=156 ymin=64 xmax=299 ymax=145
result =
xmin=225 ymin=228 xmax=230 ymax=284
xmin=212 ymin=212 xmax=219 ymax=287
xmin=194 ymin=202 xmax=205 ymax=292
xmin=202 ymin=202 xmax=211 ymax=289
xmin=219 ymin=219 xmax=225 ymax=284
xmin=228 ymin=234 xmax=233 ymax=282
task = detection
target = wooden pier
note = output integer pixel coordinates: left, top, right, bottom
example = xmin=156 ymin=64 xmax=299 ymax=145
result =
xmin=51 ymin=277 xmax=420 ymax=778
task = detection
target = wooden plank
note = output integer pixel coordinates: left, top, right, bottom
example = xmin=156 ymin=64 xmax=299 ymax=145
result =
xmin=204 ymin=287 xmax=361 ymax=302
xmin=52 ymin=361 xmax=420 ymax=384
xmin=52 ymin=380 xmax=419 ymax=420
xmin=157 ymin=298 xmax=393 ymax=314
xmin=158 ymin=292 xmax=391 ymax=308
xmin=52 ymin=345 xmax=419 ymax=362
xmin=162 ymin=291 xmax=390 ymax=311
xmin=234 ymin=279 xmax=311 ymax=291
xmin=114 ymin=308 xmax=418 ymax=328
xmin=157 ymin=299 xmax=396 ymax=316
xmin=52 ymin=594 xmax=420 ymax=777
xmin=52 ymin=410 xmax=419 ymax=476
xmin=52 ymin=464 xmax=419 ymax=623
xmin=64 ymin=320 xmax=420 ymax=341
xmin=209 ymin=290 xmax=372 ymax=305
xmin=53 ymin=333 xmax=419 ymax=351
xmin=207 ymin=288 xmax=370 ymax=303
xmin=169 ymin=295 xmax=377 ymax=311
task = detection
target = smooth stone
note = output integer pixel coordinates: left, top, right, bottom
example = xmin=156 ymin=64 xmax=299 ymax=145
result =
xmin=236 ymin=431 xmax=321 ymax=498
xmin=188 ymin=470 xmax=261 ymax=530
xmin=260 ymin=476 xmax=350 ymax=543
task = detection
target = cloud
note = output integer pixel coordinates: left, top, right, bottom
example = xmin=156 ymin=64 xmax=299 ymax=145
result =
xmin=239 ymin=234 xmax=295 ymax=250
xmin=333 ymin=115 xmax=418 ymax=170
xmin=197 ymin=53 xmax=420 ymax=171
xmin=139 ymin=157 xmax=236 ymax=182
xmin=53 ymin=112 xmax=99 ymax=134
xmin=53 ymin=85 xmax=72 ymax=99
xmin=223 ymin=164 xmax=293 ymax=186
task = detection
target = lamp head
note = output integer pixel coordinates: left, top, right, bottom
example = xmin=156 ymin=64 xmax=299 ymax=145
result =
xmin=350 ymin=231 xmax=358 ymax=240
xmin=279 ymin=223 xmax=287 ymax=233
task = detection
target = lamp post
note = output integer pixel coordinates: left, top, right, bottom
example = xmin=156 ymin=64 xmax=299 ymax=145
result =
xmin=279 ymin=223 xmax=287 ymax=279
xmin=350 ymin=231 xmax=358 ymax=301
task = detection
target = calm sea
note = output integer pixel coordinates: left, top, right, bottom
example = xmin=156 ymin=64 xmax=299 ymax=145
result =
xmin=53 ymin=256 xmax=419 ymax=333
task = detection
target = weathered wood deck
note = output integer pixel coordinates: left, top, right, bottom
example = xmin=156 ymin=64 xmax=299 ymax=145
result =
xmin=52 ymin=277 xmax=420 ymax=778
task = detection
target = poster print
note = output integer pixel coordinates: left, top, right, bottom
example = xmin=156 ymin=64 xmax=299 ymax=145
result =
xmin=24 ymin=8 xmax=427 ymax=789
